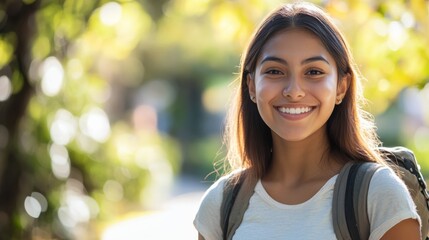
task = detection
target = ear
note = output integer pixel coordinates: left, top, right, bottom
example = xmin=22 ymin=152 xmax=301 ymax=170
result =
xmin=336 ymin=73 xmax=350 ymax=103
xmin=247 ymin=73 xmax=255 ymax=99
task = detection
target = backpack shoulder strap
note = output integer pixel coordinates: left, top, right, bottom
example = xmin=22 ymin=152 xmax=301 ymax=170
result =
xmin=220 ymin=169 xmax=258 ymax=240
xmin=352 ymin=162 xmax=382 ymax=239
xmin=333 ymin=161 xmax=381 ymax=240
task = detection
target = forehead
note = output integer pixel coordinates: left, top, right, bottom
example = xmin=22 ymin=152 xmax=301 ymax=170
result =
xmin=258 ymin=28 xmax=335 ymax=64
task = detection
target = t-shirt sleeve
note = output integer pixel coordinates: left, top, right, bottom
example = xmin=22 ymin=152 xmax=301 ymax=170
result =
xmin=368 ymin=167 xmax=421 ymax=240
xmin=193 ymin=175 xmax=228 ymax=240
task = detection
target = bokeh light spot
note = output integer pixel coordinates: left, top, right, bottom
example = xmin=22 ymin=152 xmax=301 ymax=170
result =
xmin=0 ymin=75 xmax=12 ymax=101
xmin=50 ymin=109 xmax=77 ymax=145
xmin=100 ymin=2 xmax=122 ymax=26
xmin=387 ymin=21 xmax=407 ymax=51
xmin=49 ymin=144 xmax=71 ymax=179
xmin=40 ymin=57 xmax=64 ymax=97
xmin=24 ymin=196 xmax=42 ymax=218
xmin=79 ymin=107 xmax=111 ymax=143
xmin=31 ymin=192 xmax=48 ymax=212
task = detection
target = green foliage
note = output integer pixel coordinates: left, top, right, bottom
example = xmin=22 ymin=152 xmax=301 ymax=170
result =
xmin=326 ymin=0 xmax=429 ymax=113
xmin=0 ymin=34 xmax=15 ymax=68
xmin=0 ymin=0 xmax=428 ymax=238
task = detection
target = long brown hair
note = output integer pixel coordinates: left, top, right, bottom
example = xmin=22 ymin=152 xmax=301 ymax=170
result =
xmin=223 ymin=2 xmax=384 ymax=179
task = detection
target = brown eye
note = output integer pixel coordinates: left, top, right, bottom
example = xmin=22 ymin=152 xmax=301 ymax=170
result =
xmin=266 ymin=69 xmax=283 ymax=75
xmin=306 ymin=69 xmax=324 ymax=75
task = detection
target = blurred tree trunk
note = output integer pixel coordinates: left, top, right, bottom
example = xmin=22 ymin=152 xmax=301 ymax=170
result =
xmin=0 ymin=0 xmax=40 ymax=237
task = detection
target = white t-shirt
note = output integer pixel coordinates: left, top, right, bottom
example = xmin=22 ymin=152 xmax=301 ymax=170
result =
xmin=194 ymin=167 xmax=420 ymax=240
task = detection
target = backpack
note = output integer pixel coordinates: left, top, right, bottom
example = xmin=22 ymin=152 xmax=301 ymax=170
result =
xmin=220 ymin=146 xmax=429 ymax=240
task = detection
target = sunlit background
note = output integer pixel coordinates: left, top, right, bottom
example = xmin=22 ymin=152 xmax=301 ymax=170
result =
xmin=0 ymin=0 xmax=428 ymax=239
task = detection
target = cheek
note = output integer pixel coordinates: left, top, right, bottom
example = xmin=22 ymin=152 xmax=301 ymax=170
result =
xmin=255 ymin=79 xmax=282 ymax=99
xmin=311 ymin=76 xmax=338 ymax=101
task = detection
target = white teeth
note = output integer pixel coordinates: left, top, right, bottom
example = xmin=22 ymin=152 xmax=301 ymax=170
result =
xmin=278 ymin=107 xmax=312 ymax=114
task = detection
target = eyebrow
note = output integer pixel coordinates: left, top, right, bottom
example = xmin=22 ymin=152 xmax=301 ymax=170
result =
xmin=302 ymin=56 xmax=330 ymax=65
xmin=260 ymin=55 xmax=330 ymax=66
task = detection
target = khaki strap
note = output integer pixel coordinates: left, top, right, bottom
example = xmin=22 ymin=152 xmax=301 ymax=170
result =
xmin=226 ymin=173 xmax=258 ymax=240
xmin=354 ymin=163 xmax=381 ymax=239
xmin=333 ymin=161 xmax=354 ymax=240
xmin=333 ymin=162 xmax=380 ymax=240
xmin=221 ymin=170 xmax=258 ymax=240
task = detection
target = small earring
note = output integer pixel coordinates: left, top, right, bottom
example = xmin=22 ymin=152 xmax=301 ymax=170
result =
xmin=250 ymin=96 xmax=256 ymax=102
xmin=336 ymin=98 xmax=342 ymax=104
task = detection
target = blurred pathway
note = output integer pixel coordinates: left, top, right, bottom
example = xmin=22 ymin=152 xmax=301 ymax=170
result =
xmin=101 ymin=175 xmax=209 ymax=240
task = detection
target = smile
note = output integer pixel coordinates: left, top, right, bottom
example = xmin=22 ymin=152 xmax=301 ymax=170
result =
xmin=277 ymin=106 xmax=313 ymax=115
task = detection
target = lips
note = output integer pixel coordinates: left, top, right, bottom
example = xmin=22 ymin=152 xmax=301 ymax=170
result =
xmin=274 ymin=105 xmax=315 ymax=120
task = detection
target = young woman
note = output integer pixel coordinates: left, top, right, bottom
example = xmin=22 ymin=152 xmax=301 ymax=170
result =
xmin=194 ymin=2 xmax=421 ymax=240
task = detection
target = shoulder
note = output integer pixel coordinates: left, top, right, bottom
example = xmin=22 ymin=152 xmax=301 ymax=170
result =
xmin=367 ymin=166 xmax=420 ymax=240
xmin=198 ymin=173 xmax=231 ymax=209
xmin=368 ymin=166 xmax=415 ymax=208
xmin=193 ymin=170 xmax=243 ymax=240
xmin=199 ymin=169 xmax=244 ymax=208
xmin=369 ymin=166 xmax=407 ymax=190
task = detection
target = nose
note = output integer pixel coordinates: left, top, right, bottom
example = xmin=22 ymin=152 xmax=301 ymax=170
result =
xmin=282 ymin=77 xmax=305 ymax=100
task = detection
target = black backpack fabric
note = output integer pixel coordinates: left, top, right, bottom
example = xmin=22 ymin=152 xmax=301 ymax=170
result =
xmin=220 ymin=146 xmax=429 ymax=240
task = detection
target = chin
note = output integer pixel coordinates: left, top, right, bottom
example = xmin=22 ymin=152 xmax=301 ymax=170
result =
xmin=276 ymin=132 xmax=310 ymax=142
xmin=282 ymin=136 xmax=308 ymax=142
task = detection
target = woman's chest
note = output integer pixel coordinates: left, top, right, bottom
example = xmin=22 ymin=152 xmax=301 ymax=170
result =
xmin=232 ymin=188 xmax=336 ymax=239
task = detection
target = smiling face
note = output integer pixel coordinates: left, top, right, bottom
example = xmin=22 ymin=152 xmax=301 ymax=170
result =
xmin=247 ymin=28 xmax=347 ymax=142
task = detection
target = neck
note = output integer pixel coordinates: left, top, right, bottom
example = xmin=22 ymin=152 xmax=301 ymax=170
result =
xmin=266 ymin=126 xmax=340 ymax=183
